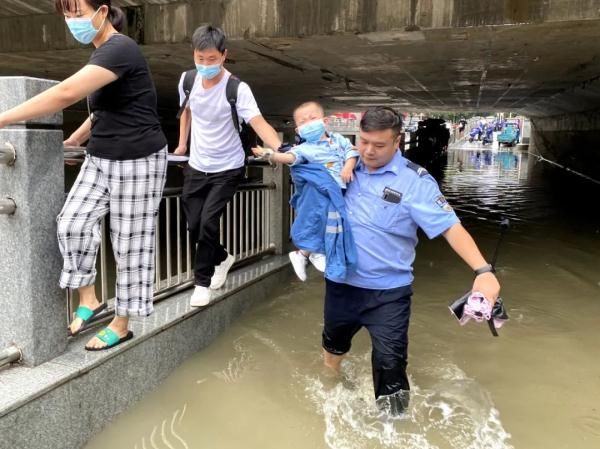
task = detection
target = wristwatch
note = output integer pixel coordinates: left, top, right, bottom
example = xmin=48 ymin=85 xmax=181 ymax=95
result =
xmin=474 ymin=263 xmax=495 ymax=276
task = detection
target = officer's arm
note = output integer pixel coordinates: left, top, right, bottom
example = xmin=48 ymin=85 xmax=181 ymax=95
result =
xmin=249 ymin=115 xmax=282 ymax=151
xmin=442 ymin=223 xmax=487 ymax=270
xmin=442 ymin=223 xmax=501 ymax=303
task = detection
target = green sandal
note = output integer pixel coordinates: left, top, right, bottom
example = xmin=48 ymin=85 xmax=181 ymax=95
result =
xmin=85 ymin=327 xmax=134 ymax=351
xmin=67 ymin=303 xmax=109 ymax=336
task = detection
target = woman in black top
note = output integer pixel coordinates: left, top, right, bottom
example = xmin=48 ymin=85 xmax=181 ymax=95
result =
xmin=0 ymin=0 xmax=167 ymax=350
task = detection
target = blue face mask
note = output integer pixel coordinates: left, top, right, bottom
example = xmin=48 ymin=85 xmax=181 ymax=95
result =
xmin=298 ymin=119 xmax=326 ymax=143
xmin=65 ymin=8 xmax=104 ymax=45
xmin=196 ymin=63 xmax=222 ymax=80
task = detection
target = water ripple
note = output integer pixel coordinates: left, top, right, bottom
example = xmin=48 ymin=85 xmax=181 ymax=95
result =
xmin=132 ymin=404 xmax=190 ymax=449
xmin=573 ymin=414 xmax=600 ymax=438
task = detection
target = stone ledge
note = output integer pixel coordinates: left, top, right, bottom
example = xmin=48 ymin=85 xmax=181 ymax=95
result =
xmin=0 ymin=255 xmax=291 ymax=449
xmin=0 ymin=77 xmax=62 ymax=126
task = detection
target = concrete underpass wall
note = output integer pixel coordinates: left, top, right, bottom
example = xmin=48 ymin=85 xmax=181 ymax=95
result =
xmin=376 ymin=0 xmax=600 ymax=30
xmin=525 ymin=74 xmax=600 ymax=179
xmin=1 ymin=0 xmax=600 ymax=53
xmin=530 ymin=111 xmax=600 ymax=178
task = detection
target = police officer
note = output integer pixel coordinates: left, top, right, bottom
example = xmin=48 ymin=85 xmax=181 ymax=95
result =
xmin=322 ymin=107 xmax=501 ymax=415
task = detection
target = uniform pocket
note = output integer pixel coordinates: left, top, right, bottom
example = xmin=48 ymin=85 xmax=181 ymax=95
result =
xmin=371 ymin=197 xmax=402 ymax=229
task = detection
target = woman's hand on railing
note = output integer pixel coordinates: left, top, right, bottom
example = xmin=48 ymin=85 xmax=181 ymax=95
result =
xmin=63 ymin=138 xmax=85 ymax=166
xmin=63 ymin=137 xmax=80 ymax=148
xmin=63 ymin=136 xmax=81 ymax=147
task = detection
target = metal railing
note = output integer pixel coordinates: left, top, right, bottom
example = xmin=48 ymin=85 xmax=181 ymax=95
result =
xmin=66 ymin=177 xmax=276 ymax=324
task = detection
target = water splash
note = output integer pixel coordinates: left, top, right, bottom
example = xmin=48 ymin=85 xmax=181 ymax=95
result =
xmin=300 ymin=353 xmax=513 ymax=449
xmin=212 ymin=337 xmax=254 ymax=383
xmin=249 ymin=329 xmax=285 ymax=354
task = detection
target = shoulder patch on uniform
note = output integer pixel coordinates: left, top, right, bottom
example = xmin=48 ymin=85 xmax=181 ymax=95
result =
xmin=406 ymin=161 xmax=429 ymax=177
xmin=435 ymin=195 xmax=454 ymax=212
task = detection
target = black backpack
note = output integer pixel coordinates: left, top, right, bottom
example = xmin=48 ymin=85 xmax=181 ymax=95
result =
xmin=176 ymin=70 xmax=255 ymax=156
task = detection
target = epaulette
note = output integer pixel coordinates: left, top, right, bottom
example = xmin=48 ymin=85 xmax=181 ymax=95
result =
xmin=406 ymin=161 xmax=428 ymax=177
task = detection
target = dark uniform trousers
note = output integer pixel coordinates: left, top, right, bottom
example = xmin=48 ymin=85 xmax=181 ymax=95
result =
xmin=182 ymin=165 xmax=245 ymax=287
xmin=322 ymin=279 xmax=412 ymax=413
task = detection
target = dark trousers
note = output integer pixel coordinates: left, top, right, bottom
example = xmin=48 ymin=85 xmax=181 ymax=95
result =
xmin=182 ymin=165 xmax=244 ymax=286
xmin=322 ymin=279 xmax=412 ymax=412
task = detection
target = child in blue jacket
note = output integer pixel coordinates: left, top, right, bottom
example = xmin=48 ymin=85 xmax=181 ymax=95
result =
xmin=252 ymin=101 xmax=359 ymax=281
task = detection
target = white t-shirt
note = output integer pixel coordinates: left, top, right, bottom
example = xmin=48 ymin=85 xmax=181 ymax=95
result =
xmin=178 ymin=70 xmax=261 ymax=172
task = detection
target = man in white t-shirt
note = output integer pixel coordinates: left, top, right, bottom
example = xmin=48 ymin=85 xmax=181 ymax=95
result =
xmin=174 ymin=25 xmax=282 ymax=307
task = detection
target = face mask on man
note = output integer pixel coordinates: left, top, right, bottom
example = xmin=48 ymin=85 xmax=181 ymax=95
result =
xmin=196 ymin=63 xmax=222 ymax=80
xmin=298 ymin=119 xmax=326 ymax=143
xmin=65 ymin=8 xmax=106 ymax=45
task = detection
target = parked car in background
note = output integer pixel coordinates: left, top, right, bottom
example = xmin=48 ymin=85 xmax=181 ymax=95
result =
xmin=497 ymin=122 xmax=520 ymax=146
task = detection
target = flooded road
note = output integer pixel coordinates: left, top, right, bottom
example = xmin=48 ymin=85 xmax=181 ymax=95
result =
xmin=85 ymin=147 xmax=600 ymax=449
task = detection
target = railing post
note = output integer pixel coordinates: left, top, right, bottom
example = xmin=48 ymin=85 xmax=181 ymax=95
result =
xmin=262 ymin=164 xmax=290 ymax=255
xmin=0 ymin=77 xmax=66 ymax=367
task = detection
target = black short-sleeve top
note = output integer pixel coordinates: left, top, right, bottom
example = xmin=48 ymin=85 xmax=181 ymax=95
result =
xmin=85 ymin=34 xmax=167 ymax=160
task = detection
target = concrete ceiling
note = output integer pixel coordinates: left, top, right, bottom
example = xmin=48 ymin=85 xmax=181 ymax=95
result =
xmin=0 ymin=1 xmax=173 ymax=17
xmin=0 ymin=2 xmax=599 ymax=122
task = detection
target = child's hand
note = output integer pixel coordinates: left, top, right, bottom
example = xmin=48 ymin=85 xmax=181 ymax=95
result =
xmin=252 ymin=146 xmax=266 ymax=157
xmin=341 ymin=166 xmax=354 ymax=183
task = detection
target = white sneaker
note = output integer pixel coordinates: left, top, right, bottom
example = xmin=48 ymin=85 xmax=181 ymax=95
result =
xmin=308 ymin=253 xmax=326 ymax=272
xmin=289 ymin=250 xmax=308 ymax=281
xmin=190 ymin=286 xmax=211 ymax=307
xmin=210 ymin=253 xmax=235 ymax=290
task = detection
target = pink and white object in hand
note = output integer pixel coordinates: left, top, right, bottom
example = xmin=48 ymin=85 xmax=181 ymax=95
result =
xmin=460 ymin=292 xmax=505 ymax=328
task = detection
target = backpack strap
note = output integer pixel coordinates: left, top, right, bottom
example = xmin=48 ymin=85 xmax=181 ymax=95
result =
xmin=176 ymin=69 xmax=197 ymax=119
xmin=176 ymin=71 xmax=243 ymax=138
xmin=226 ymin=75 xmax=242 ymax=134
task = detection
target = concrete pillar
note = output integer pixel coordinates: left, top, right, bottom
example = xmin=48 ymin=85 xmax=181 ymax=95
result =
xmin=262 ymin=164 xmax=291 ymax=255
xmin=0 ymin=77 xmax=66 ymax=367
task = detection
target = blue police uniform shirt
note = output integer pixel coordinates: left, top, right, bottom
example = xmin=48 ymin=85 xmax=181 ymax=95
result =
xmin=289 ymin=132 xmax=359 ymax=188
xmin=327 ymin=150 xmax=460 ymax=289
